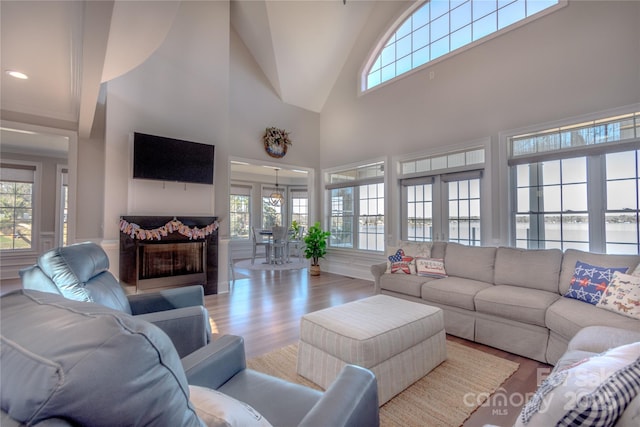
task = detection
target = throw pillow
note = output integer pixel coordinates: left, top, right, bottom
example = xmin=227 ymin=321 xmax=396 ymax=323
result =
xmin=596 ymin=272 xmax=640 ymax=320
xmin=564 ymin=261 xmax=628 ymax=305
xmin=387 ymin=249 xmax=415 ymax=274
xmin=189 ymin=385 xmax=273 ymax=427
xmin=415 ymin=257 xmax=447 ymax=278
xmin=515 ymin=342 xmax=640 ymax=427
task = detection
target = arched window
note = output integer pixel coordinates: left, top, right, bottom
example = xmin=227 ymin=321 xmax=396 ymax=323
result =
xmin=363 ymin=0 xmax=562 ymax=92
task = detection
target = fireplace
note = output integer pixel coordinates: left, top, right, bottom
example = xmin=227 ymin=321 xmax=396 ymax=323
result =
xmin=119 ymin=216 xmax=218 ymax=294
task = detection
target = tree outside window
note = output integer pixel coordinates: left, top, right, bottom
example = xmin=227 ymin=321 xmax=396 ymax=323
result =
xmin=230 ymin=194 xmax=250 ymax=239
xmin=0 ymin=181 xmax=33 ymax=250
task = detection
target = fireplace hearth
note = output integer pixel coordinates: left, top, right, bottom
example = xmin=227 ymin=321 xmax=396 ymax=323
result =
xmin=119 ymin=216 xmax=218 ymax=294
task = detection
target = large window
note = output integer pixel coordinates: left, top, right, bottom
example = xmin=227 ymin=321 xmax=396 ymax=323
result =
xmin=1 ymin=164 xmax=36 ymax=251
xmin=364 ymin=0 xmax=561 ymax=91
xmin=402 ymin=174 xmax=482 ymax=245
xmin=448 ymin=176 xmax=481 ymax=245
xmin=290 ymin=188 xmax=309 ymax=232
xmin=401 ymin=148 xmax=484 ymax=245
xmin=230 ymin=185 xmax=251 ymax=239
xmin=262 ymin=186 xmax=284 ymax=229
xmin=57 ymin=167 xmax=69 ymax=246
xmin=606 ymin=151 xmax=640 ymax=254
xmin=509 ymin=111 xmax=640 ymax=253
xmin=514 ymin=158 xmax=588 ymax=250
xmin=327 ymin=162 xmax=384 ymax=251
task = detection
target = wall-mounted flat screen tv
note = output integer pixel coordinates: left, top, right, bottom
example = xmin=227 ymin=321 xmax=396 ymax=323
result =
xmin=133 ymin=132 xmax=214 ymax=185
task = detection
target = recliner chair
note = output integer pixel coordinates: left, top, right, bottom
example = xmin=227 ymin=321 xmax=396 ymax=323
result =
xmin=0 ymin=290 xmax=379 ymax=427
xmin=20 ymin=241 xmax=211 ymax=357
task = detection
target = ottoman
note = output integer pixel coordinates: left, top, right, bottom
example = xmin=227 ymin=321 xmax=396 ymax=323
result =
xmin=297 ymin=295 xmax=447 ymax=405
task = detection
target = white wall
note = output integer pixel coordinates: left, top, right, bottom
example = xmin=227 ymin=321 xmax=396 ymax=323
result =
xmin=228 ymin=28 xmax=321 ymax=223
xmin=103 ymin=1 xmax=230 ymax=272
xmin=319 ymin=0 xmax=640 ymax=278
xmin=101 ymin=1 xmax=321 ymax=288
xmin=321 ymin=0 xmax=640 ymax=239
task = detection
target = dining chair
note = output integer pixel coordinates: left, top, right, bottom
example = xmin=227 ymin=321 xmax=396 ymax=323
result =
xmin=251 ymin=226 xmax=270 ymax=264
xmin=288 ymin=226 xmax=305 ymax=263
xmin=270 ymin=226 xmax=289 ymax=264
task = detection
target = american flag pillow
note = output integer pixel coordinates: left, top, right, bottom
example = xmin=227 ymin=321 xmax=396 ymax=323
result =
xmin=387 ymin=249 xmax=414 ymax=274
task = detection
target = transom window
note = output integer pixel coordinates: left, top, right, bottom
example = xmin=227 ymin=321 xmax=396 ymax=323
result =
xmin=364 ymin=0 xmax=561 ymax=91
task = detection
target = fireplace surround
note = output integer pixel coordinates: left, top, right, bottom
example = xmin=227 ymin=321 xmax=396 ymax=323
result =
xmin=119 ymin=216 xmax=218 ymax=295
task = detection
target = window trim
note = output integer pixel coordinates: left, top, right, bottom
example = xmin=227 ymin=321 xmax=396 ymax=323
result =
xmin=289 ymin=186 xmax=309 ymax=231
xmin=55 ymin=164 xmax=69 ymax=247
xmin=0 ymin=160 xmax=41 ymax=255
xmin=229 ymin=183 xmax=252 ymax=240
xmin=396 ymin=138 xmax=491 ymax=245
xmin=323 ymin=158 xmax=386 ymax=253
xmin=359 ymin=0 xmax=567 ymax=95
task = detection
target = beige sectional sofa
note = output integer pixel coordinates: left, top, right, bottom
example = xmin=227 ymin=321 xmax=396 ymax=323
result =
xmin=371 ymin=242 xmax=640 ymax=364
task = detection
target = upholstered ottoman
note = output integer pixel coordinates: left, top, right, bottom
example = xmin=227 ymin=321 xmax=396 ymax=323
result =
xmin=297 ymin=294 xmax=447 ymax=405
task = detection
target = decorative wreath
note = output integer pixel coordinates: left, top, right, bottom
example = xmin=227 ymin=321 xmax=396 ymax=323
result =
xmin=263 ymin=127 xmax=292 ymax=158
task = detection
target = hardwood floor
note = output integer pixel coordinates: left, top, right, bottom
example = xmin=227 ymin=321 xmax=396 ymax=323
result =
xmin=205 ymin=264 xmax=551 ymax=427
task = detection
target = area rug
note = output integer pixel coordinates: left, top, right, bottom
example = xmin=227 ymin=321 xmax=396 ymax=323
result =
xmin=247 ymin=340 xmax=519 ymax=427
xmin=233 ymin=258 xmax=307 ymax=272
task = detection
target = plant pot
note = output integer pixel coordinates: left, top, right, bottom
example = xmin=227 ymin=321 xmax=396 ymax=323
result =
xmin=310 ymin=264 xmax=321 ymax=276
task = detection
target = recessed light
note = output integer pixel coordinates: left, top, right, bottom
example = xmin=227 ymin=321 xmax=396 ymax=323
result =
xmin=6 ymin=70 xmax=28 ymax=79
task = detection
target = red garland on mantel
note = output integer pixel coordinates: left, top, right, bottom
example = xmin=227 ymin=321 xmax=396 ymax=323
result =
xmin=119 ymin=217 xmax=219 ymax=241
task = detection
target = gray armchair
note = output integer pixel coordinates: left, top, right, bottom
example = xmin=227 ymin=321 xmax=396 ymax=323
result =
xmin=0 ymin=290 xmax=379 ymax=427
xmin=20 ymin=241 xmax=211 ymax=357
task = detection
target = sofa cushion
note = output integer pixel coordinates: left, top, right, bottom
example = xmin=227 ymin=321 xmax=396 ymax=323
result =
xmin=189 ymin=385 xmax=272 ymax=427
xmin=444 ymin=243 xmax=496 ymax=284
xmin=380 ymin=273 xmax=428 ymax=298
xmin=564 ymin=260 xmax=629 ymax=305
xmin=596 ymin=272 xmax=640 ymax=320
xmin=567 ymin=326 xmax=640 ymax=355
xmin=546 ymin=297 xmax=640 ymax=342
xmin=494 ymin=247 xmax=562 ymax=293
xmin=386 ymin=241 xmax=432 ymax=259
xmin=475 ymin=285 xmax=559 ymax=327
xmin=421 ymin=276 xmax=493 ymax=311
xmin=0 ymin=290 xmax=202 ymax=427
xmin=558 ymin=249 xmax=640 ymax=296
xmin=429 ymin=241 xmax=447 ymax=259
xmin=516 ymin=342 xmax=640 ymax=427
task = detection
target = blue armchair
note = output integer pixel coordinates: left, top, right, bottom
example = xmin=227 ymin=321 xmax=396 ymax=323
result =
xmin=19 ymin=241 xmax=211 ymax=357
xmin=1 ymin=290 xmax=380 ymax=427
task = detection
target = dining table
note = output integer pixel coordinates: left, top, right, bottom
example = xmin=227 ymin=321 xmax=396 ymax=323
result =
xmin=259 ymin=228 xmax=294 ymax=264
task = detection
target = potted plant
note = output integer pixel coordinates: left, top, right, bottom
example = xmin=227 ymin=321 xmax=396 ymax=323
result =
xmin=289 ymin=220 xmax=302 ymax=240
xmin=303 ymin=222 xmax=331 ymax=276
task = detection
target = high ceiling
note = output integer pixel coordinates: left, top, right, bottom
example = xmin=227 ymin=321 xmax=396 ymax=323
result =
xmin=0 ymin=0 xmax=380 ymax=149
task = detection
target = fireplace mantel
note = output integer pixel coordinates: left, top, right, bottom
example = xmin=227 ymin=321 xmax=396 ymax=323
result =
xmin=119 ymin=216 xmax=218 ymax=295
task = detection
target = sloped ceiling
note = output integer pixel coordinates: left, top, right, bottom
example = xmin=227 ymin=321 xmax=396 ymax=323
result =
xmin=231 ymin=0 xmax=375 ymax=113
xmin=0 ymin=0 xmax=380 ymax=143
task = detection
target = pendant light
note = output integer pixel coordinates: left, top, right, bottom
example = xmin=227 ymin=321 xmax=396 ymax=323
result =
xmin=269 ymin=168 xmax=285 ymax=206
